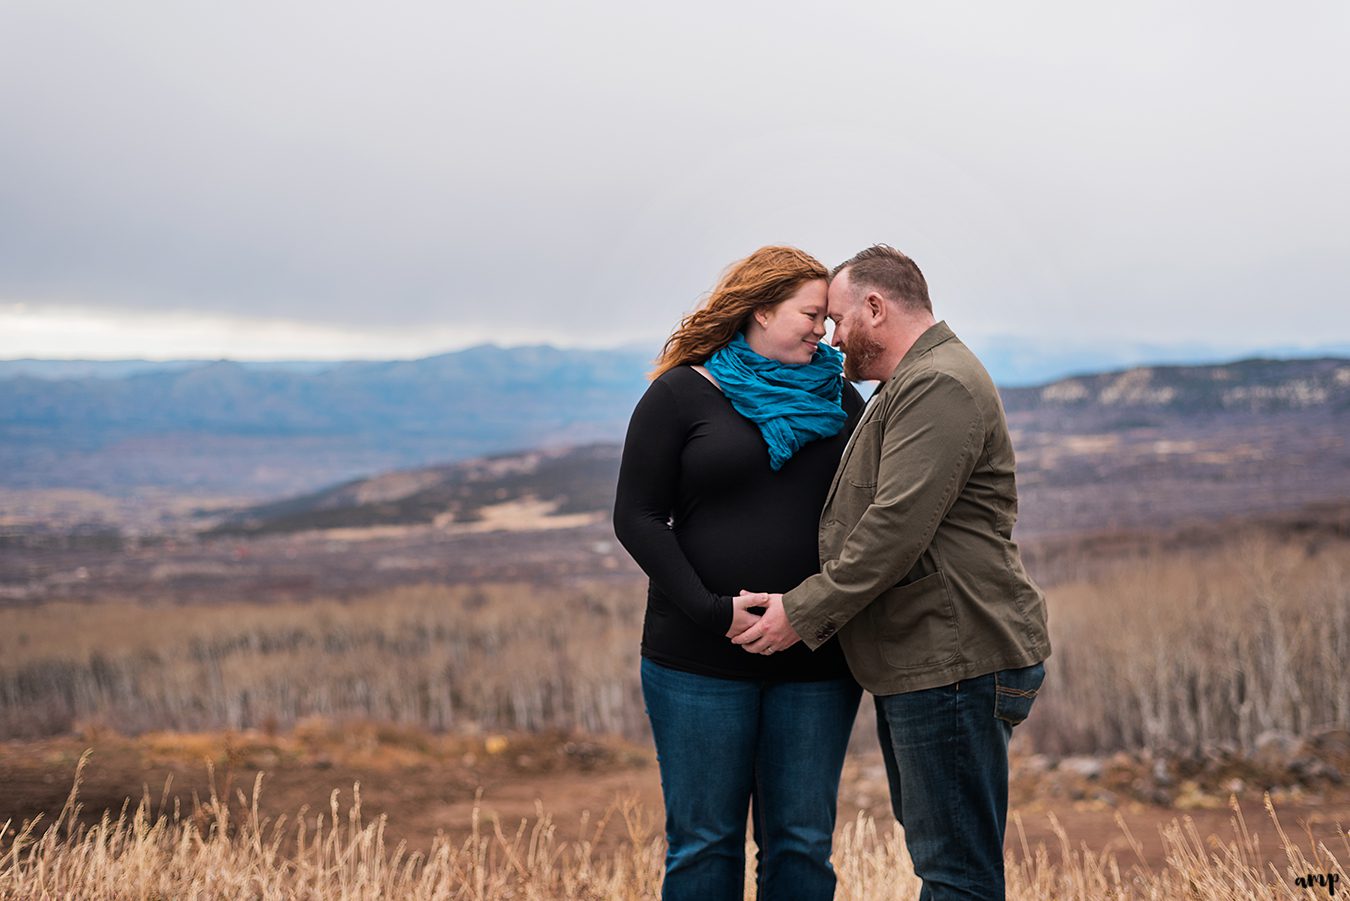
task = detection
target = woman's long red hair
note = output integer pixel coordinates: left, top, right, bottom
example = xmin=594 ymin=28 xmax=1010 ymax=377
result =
xmin=651 ymin=246 xmax=828 ymax=379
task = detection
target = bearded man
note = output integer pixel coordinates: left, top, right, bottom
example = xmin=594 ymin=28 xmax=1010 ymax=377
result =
xmin=733 ymin=244 xmax=1052 ymax=901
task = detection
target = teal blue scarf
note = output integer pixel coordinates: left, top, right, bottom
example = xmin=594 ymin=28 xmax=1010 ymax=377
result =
xmin=705 ymin=333 xmax=847 ymax=471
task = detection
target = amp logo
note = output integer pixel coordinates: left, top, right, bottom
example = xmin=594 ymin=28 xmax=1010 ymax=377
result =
xmin=1294 ymin=872 xmax=1340 ymax=896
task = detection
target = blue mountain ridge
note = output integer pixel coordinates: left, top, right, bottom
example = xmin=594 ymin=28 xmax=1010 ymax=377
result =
xmin=1 ymin=344 xmax=1346 ymax=498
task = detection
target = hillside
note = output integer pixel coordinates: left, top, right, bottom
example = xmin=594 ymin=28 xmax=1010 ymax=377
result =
xmin=206 ymin=444 xmax=620 ymax=536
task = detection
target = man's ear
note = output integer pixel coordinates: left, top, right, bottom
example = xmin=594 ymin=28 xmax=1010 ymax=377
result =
xmin=865 ymin=292 xmax=888 ymax=324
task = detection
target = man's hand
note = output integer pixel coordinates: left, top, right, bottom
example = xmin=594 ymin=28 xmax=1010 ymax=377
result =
xmin=725 ymin=593 xmax=764 ymax=639
xmin=730 ymin=592 xmax=802 ymax=655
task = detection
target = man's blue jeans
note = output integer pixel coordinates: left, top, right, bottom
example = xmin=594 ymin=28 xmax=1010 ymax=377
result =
xmin=641 ymin=658 xmax=862 ymax=901
xmin=874 ymin=662 xmax=1046 ymax=901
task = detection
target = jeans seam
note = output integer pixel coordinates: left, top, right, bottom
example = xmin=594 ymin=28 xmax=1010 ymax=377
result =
xmin=955 ymin=693 xmax=973 ymax=885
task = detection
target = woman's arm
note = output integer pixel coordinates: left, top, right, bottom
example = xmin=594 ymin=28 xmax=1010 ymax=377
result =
xmin=612 ymin=378 xmax=734 ymax=635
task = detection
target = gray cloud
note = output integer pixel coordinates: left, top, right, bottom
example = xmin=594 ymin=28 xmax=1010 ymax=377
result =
xmin=1 ymin=0 xmax=1347 ymax=354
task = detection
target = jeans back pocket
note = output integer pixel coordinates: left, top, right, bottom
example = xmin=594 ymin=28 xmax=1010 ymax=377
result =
xmin=993 ymin=661 xmax=1046 ymax=726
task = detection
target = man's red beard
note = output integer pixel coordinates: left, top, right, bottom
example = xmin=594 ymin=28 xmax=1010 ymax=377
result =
xmin=841 ymin=331 xmax=885 ymax=381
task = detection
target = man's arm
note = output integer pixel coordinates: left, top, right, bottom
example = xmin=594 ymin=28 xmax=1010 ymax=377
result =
xmin=783 ymin=370 xmax=984 ymax=650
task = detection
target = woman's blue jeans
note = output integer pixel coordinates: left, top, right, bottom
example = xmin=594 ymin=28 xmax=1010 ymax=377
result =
xmin=641 ymin=658 xmax=862 ymax=901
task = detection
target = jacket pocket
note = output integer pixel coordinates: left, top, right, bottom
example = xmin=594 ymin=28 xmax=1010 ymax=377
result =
xmin=873 ymin=571 xmax=961 ymax=670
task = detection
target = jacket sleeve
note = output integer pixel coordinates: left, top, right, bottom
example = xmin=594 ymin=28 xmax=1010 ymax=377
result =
xmin=612 ymin=378 xmax=733 ymax=635
xmin=783 ymin=370 xmax=984 ymax=649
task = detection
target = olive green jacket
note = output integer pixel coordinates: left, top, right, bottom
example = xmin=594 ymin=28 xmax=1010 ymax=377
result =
xmin=783 ymin=322 xmax=1050 ymax=695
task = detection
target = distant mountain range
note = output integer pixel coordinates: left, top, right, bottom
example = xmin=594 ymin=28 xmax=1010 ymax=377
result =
xmin=2 ymin=346 xmax=1347 ymax=504
xmin=5 ymin=338 xmax=1350 ymax=385
xmin=0 ymin=345 xmax=652 ymax=496
xmin=1000 ymin=357 xmax=1350 ymax=427
xmin=204 ymin=356 xmax=1350 ymax=541
xmin=968 ymin=338 xmax=1350 ymax=387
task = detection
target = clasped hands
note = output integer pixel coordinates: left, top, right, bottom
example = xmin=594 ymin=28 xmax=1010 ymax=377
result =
xmin=724 ymin=591 xmax=803 ymax=655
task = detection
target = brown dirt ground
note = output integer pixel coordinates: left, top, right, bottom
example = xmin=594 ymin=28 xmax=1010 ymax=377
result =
xmin=1 ymin=726 xmax=1346 ymax=875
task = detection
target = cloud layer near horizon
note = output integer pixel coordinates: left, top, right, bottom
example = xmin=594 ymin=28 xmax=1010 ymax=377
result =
xmin=1 ymin=1 xmax=1347 ymax=357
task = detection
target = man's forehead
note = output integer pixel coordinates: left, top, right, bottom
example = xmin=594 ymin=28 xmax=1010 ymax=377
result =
xmin=826 ymin=271 xmax=854 ymax=309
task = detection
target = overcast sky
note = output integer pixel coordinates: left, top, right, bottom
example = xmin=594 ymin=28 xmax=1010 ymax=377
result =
xmin=1 ymin=1 xmax=1347 ymax=360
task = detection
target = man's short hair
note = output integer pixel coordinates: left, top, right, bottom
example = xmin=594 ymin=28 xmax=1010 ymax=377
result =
xmin=832 ymin=245 xmax=931 ymax=313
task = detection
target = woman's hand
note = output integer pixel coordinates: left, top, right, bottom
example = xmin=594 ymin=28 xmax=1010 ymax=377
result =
xmin=730 ymin=593 xmax=801 ymax=655
xmin=725 ymin=592 xmax=765 ymax=639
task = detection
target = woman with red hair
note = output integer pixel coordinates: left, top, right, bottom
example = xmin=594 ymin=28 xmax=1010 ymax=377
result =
xmin=614 ymin=246 xmax=864 ymax=900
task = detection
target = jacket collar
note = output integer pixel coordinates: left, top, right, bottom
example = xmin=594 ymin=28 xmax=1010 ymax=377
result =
xmin=882 ymin=320 xmax=955 ymax=384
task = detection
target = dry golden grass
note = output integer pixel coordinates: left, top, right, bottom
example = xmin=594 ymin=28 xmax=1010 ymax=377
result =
xmin=0 ymin=581 xmax=643 ymax=739
xmin=1033 ymin=535 xmax=1349 ymax=755
xmin=0 ymin=753 xmax=1345 ymax=899
xmin=1 ymin=533 xmax=1347 ymax=758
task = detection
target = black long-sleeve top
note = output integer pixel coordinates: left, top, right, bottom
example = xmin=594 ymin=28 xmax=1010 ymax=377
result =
xmin=613 ymin=365 xmax=865 ymax=681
